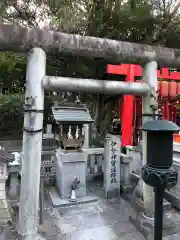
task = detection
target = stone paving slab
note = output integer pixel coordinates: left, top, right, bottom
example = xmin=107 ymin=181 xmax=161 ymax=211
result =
xmin=2 ymin=181 xmax=180 ymax=239
xmin=44 ymin=184 xmax=146 ymax=240
xmin=164 ymin=233 xmax=180 ymax=240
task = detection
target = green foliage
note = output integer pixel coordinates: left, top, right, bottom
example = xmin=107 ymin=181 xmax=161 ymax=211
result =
xmin=0 ymin=52 xmax=26 ymax=93
xmin=0 ymin=52 xmax=26 ymax=135
xmin=0 ymin=94 xmax=24 ymax=133
xmin=0 ymin=93 xmax=54 ymax=134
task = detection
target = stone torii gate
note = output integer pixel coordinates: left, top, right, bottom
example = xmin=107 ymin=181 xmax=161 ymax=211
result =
xmin=21 ymin=48 xmax=156 ymax=240
xmin=0 ymin=24 xmax=180 ymax=239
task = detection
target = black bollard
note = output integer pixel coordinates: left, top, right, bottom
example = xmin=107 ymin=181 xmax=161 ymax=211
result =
xmin=141 ymin=120 xmax=179 ymax=240
xmin=154 ymin=187 xmax=163 ymax=240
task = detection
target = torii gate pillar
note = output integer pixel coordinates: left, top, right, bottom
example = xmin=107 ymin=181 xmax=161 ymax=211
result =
xmin=142 ymin=62 xmax=158 ymax=218
xmin=18 ymin=48 xmax=46 ymax=240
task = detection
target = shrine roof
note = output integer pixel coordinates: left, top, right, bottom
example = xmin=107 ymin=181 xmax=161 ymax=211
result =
xmin=51 ymin=105 xmax=94 ymax=124
xmin=0 ymin=146 xmax=14 ymax=162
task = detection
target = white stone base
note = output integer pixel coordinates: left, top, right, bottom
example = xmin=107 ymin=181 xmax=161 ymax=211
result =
xmin=49 ymin=187 xmax=97 ymax=207
xmin=0 ymin=199 xmax=12 ymax=226
xmin=18 ymin=233 xmax=46 ymax=240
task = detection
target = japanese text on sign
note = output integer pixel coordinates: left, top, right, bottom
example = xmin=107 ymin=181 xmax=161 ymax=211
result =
xmin=110 ymin=140 xmax=117 ymax=183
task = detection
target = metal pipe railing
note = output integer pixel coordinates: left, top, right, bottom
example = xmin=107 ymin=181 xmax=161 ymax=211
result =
xmin=43 ymin=76 xmax=150 ymax=96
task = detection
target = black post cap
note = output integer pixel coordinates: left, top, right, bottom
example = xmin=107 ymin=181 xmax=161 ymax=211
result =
xmin=142 ymin=120 xmax=180 ymax=133
xmin=142 ymin=120 xmax=180 ymax=169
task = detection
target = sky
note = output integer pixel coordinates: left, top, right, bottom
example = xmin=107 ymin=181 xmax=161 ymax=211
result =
xmin=6 ymin=0 xmax=180 ymax=30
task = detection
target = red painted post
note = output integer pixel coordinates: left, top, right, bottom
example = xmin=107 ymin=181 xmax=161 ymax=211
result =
xmin=107 ymin=64 xmax=136 ymax=146
xmin=134 ymin=97 xmax=142 ymax=145
xmin=163 ymin=102 xmax=170 ymax=120
xmin=107 ymin=63 xmax=180 ymax=146
xmin=121 ymin=65 xmax=135 ymax=146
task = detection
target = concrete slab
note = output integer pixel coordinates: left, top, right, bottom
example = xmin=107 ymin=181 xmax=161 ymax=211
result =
xmin=117 ymin=232 xmax=147 ymax=240
xmin=47 ymin=183 xmax=147 ymax=240
xmin=130 ymin=208 xmax=180 ymax=239
xmin=164 ymin=233 xmax=180 ymax=240
xmin=6 ymin=179 xmax=180 ymax=240
xmin=66 ymin=226 xmax=118 ymax=240
xmin=49 ymin=187 xmax=98 ymax=207
xmin=2 ymin=143 xmax=180 ymax=240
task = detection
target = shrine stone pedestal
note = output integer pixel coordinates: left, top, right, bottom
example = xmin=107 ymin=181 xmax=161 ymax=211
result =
xmin=0 ymin=179 xmax=12 ymax=226
xmin=0 ymin=147 xmax=14 ymax=226
xmin=56 ymin=150 xmax=86 ymax=198
xmin=104 ymin=134 xmax=121 ymax=199
xmin=49 ymin=149 xmax=97 ymax=207
xmin=7 ymin=152 xmax=21 ymax=205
